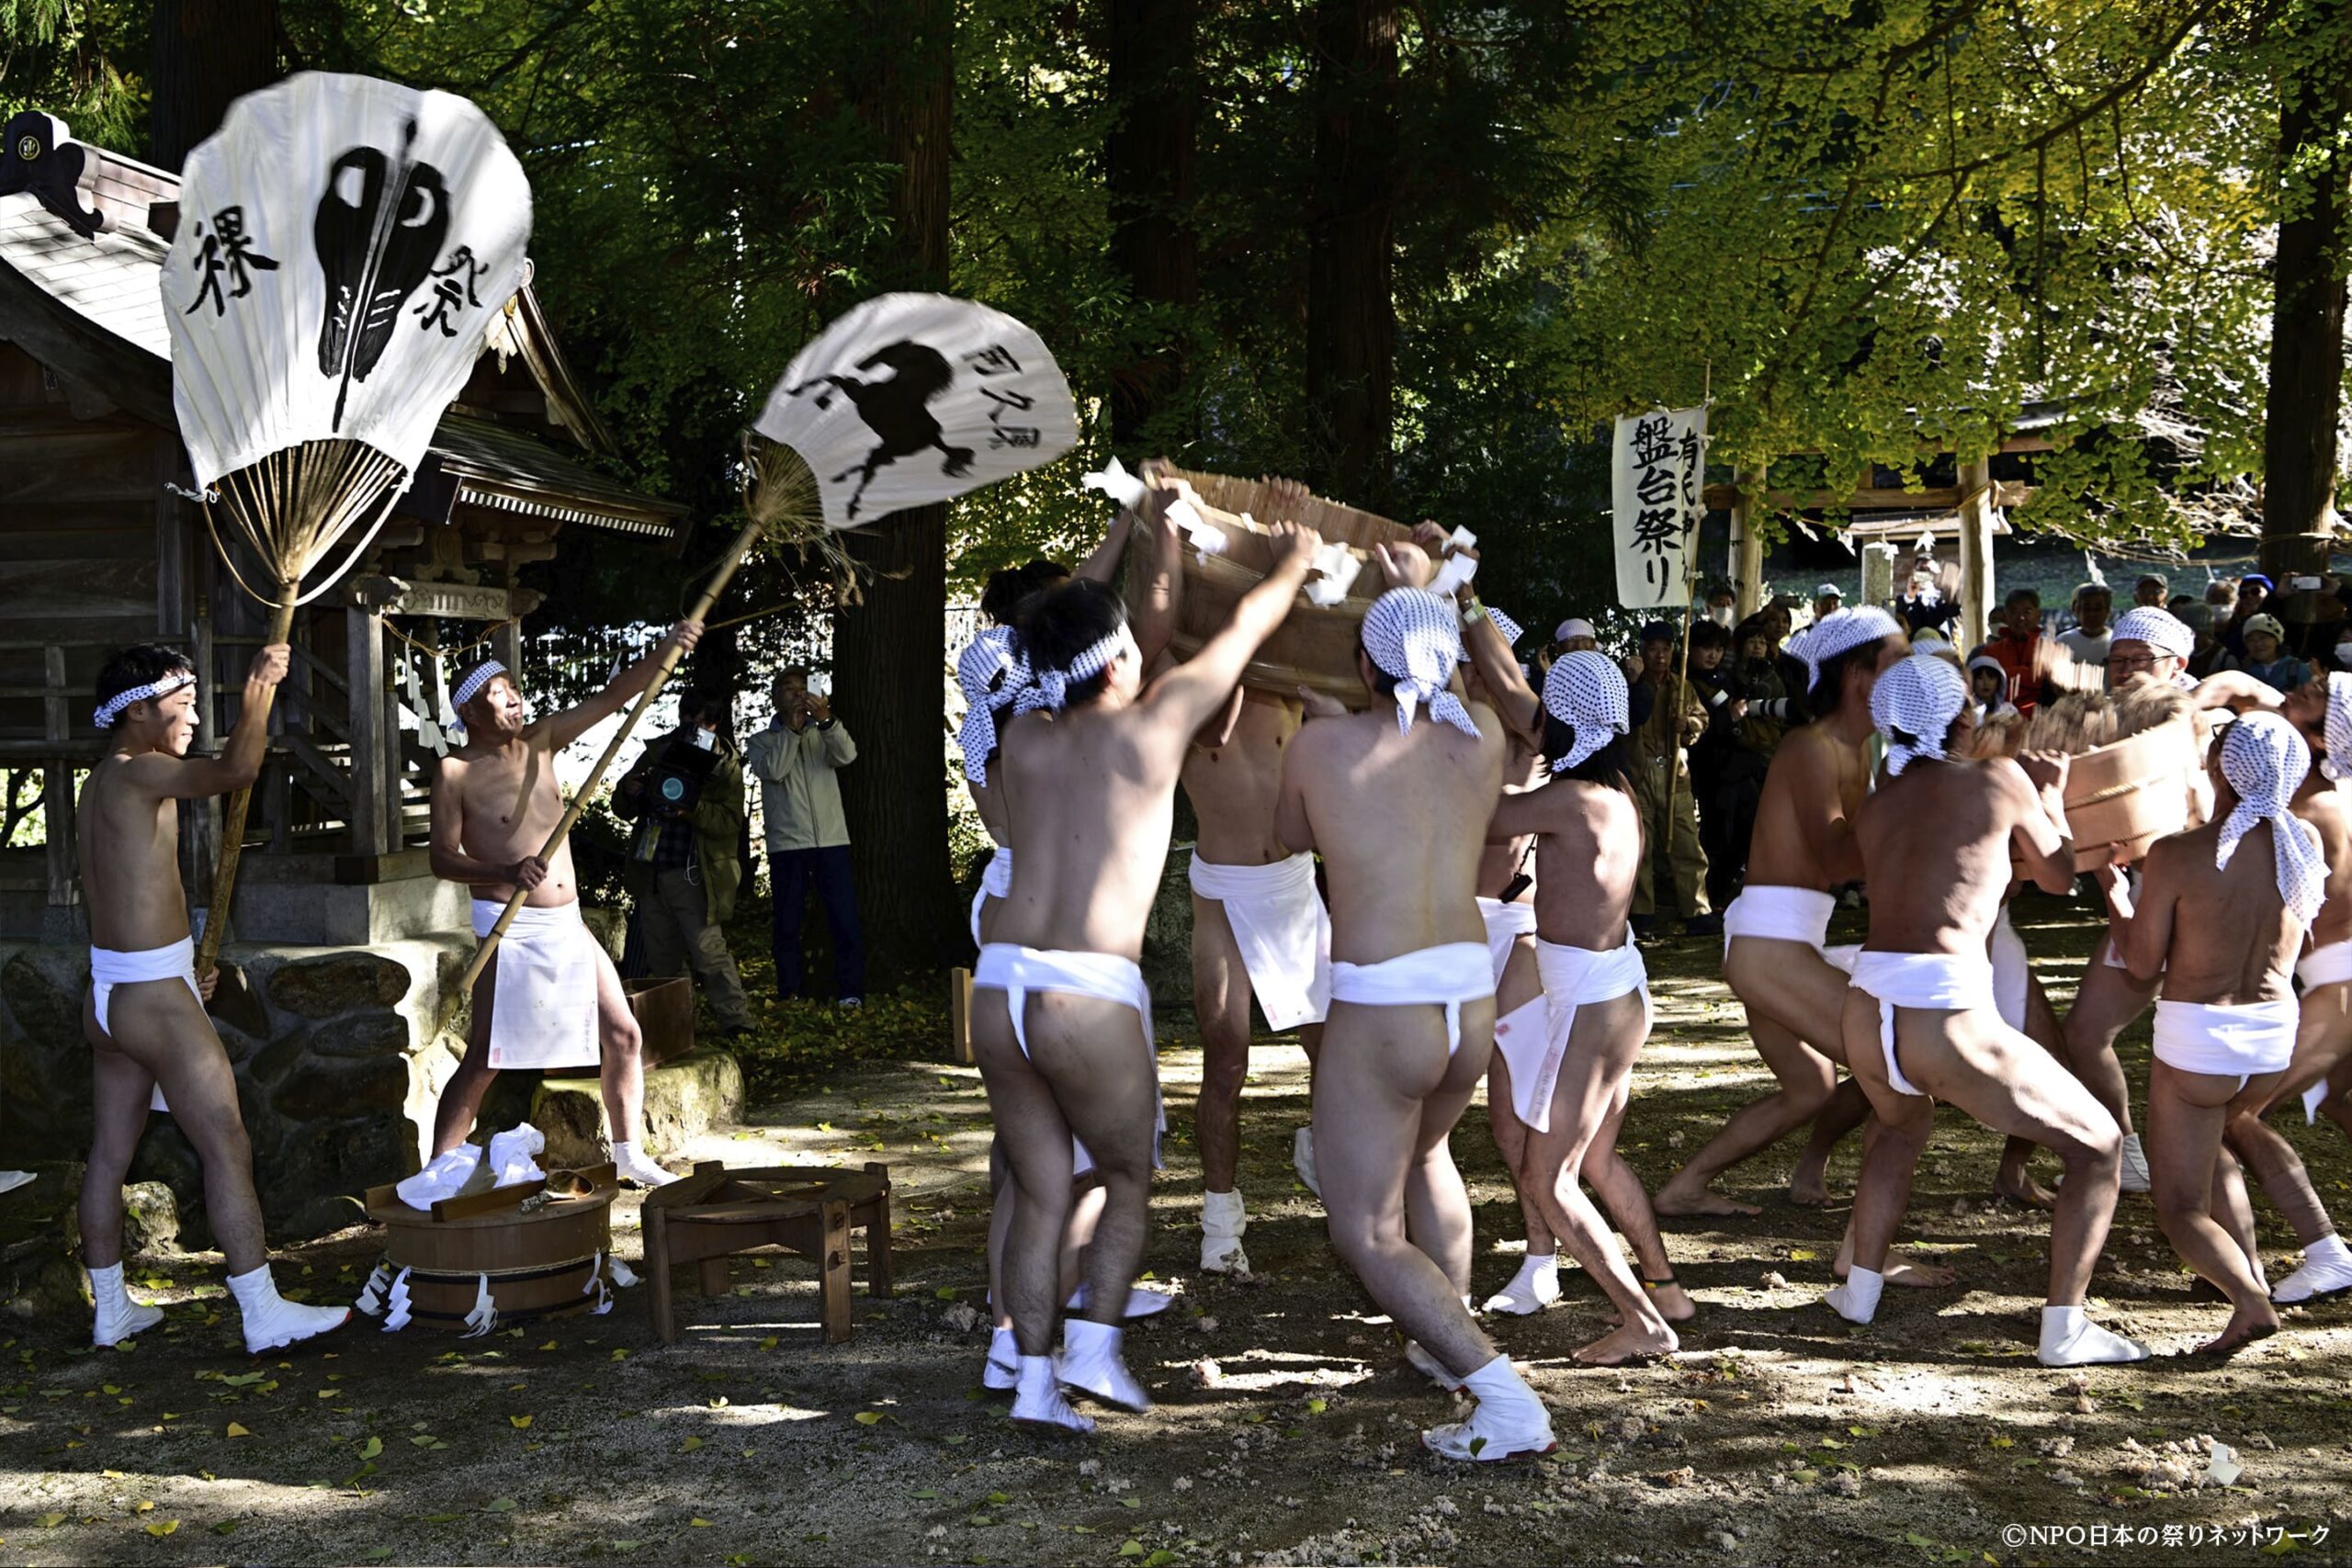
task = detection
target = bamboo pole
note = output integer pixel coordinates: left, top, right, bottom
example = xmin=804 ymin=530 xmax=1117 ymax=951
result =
xmin=457 ymin=513 xmax=768 ymax=994
xmin=194 ymin=583 xmax=299 ymax=976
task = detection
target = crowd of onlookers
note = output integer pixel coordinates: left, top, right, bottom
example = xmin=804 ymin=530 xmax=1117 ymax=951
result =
xmin=1544 ymin=557 xmax=2348 ymax=938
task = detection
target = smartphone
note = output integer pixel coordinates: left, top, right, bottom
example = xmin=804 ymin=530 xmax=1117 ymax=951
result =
xmin=2292 ymin=575 xmax=2324 ymax=592
xmin=809 ymin=671 xmax=834 ymax=698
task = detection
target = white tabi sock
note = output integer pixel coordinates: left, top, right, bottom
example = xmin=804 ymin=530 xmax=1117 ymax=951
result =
xmin=1423 ymin=1354 xmax=1555 ymax=1461
xmin=1826 ymin=1266 xmax=1884 ymax=1325
xmin=89 ymin=1261 xmax=164 ymax=1348
xmin=2118 ymin=1133 xmax=2153 ymax=1193
xmin=394 ymin=1144 xmax=481 ymax=1211
xmin=1010 ymin=1354 xmax=1092 ymax=1433
xmin=982 ymin=1325 xmax=1019 ymax=1390
xmin=611 ymin=1140 xmax=677 ymax=1188
xmin=2273 ymin=1232 xmax=2352 ymax=1303
xmin=2037 ymin=1303 xmax=2150 ymax=1366
xmin=226 ymin=1263 xmax=350 ymax=1355
xmin=1482 ymin=1254 xmax=1560 ymax=1315
xmin=1200 ymin=1189 xmax=1249 ymax=1273
xmin=1293 ymin=1126 xmax=1321 ymax=1196
xmin=1060 ymin=1317 xmax=1150 ymax=1411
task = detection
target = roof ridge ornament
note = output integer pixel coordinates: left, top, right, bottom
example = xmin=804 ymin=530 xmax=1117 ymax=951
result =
xmin=0 ymin=110 xmax=105 ymax=240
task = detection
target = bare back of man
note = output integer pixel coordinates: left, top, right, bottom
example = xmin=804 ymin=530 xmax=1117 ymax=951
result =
xmin=1279 ymin=585 xmax=1554 ymax=1461
xmin=2113 ymin=723 xmax=2317 ymax=1353
xmin=1182 ymin=686 xmax=1323 ymax=1271
xmin=1657 ymin=626 xmax=1903 ymax=1218
xmin=974 ymin=512 xmax=1319 ymax=1432
xmin=76 ymin=642 xmax=348 ymax=1354
xmin=1836 ymin=663 xmax=2143 ymax=1367
xmin=424 ymin=626 xmax=699 ymax=1189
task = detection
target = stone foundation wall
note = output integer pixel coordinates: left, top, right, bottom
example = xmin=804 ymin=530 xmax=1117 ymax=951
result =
xmin=0 ymin=936 xmax=471 ymax=1242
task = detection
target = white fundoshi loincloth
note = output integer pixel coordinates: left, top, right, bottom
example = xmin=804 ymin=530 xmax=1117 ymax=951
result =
xmin=471 ymin=899 xmax=601 ymax=1070
xmin=1187 ymin=852 xmax=1332 ymax=1031
xmin=1720 ymin=884 xmax=1860 ymax=973
xmin=1328 ymin=942 xmax=1494 ymax=1057
xmin=2152 ymin=997 xmax=2298 ymax=1083
xmin=1476 ymin=896 xmax=1538 ymax=986
xmin=1990 ymin=905 xmax=2030 ymax=1031
xmin=91 ymin=938 xmax=202 ymax=1113
xmin=2299 ymin=938 xmax=2352 ymax=991
xmin=969 ymin=845 xmax=1014 ymax=947
xmin=1847 ymin=950 xmax=1997 ymax=1100
xmin=1491 ymin=932 xmax=1648 ymax=1133
xmin=973 ymin=942 xmax=1165 ymax=1175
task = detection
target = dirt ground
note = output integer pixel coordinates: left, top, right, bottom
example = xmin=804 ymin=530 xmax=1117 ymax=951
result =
xmin=6 ymin=894 xmax=2352 ymax=1566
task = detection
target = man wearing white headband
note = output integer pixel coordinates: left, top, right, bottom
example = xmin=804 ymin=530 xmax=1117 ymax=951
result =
xmin=1275 ymin=581 xmax=1555 ymax=1462
xmin=1464 ymin=637 xmax=1690 ymax=1364
xmin=1838 ymin=654 xmax=2148 ymax=1367
xmin=2217 ymin=673 xmax=2352 ymax=1306
xmin=76 ymin=640 xmax=350 ymax=1354
xmin=1129 ymin=475 xmax=1337 ymax=1275
xmin=1657 ymin=606 xmax=1908 ymax=1222
xmin=2060 ymin=605 xmax=2285 ymax=1195
xmin=975 ymin=487 xmax=1319 ymax=1436
xmin=2104 ymin=711 xmax=2327 ymax=1353
xmin=421 ymin=621 xmax=704 ymax=1198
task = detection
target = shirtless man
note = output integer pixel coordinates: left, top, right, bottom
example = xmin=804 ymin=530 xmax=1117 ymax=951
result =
xmin=2060 ymin=604 xmax=2283 ymax=1193
xmin=2222 ymin=673 xmax=2352 ymax=1304
xmin=959 ymin=532 xmax=1173 ymax=1391
xmin=1834 ymin=654 xmax=2146 ymax=1367
xmin=77 ymin=642 xmax=349 ymax=1352
xmin=1655 ymin=608 xmax=1905 ymax=1218
xmin=417 ymin=625 xmax=703 ymax=1195
xmin=1474 ymin=644 xmax=1685 ymax=1364
xmin=1278 ymin=585 xmax=1555 ymax=1461
xmin=2106 ymin=712 xmax=2326 ymax=1353
xmin=977 ymin=495 xmax=1320 ymax=1433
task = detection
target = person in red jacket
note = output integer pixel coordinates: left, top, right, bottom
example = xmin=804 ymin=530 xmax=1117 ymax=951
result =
xmin=1979 ymin=588 xmax=2059 ymax=716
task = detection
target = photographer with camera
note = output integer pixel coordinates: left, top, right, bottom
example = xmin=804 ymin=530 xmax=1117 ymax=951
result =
xmin=616 ymin=689 xmax=753 ymax=1037
xmin=747 ymin=665 xmax=865 ymax=1007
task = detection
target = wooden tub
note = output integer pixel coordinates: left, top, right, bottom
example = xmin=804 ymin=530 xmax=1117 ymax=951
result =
xmin=359 ymin=1164 xmax=620 ymax=1334
xmin=1127 ymin=468 xmax=1415 ymax=703
xmin=2053 ymin=716 xmax=2198 ymax=870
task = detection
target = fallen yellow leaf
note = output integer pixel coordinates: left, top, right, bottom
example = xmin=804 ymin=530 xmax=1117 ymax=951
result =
xmin=853 ymin=1411 xmax=884 ymax=1426
xmin=144 ymin=1520 xmax=179 ymax=1538
xmin=680 ymin=1436 xmax=704 ymax=1452
xmin=225 ymin=1422 xmax=251 ymax=1438
xmin=37 ymin=1513 xmax=63 ymax=1529
xmin=510 ymin=1415 xmax=534 ymax=1430
xmin=690 ymin=1518 xmax=713 ymax=1528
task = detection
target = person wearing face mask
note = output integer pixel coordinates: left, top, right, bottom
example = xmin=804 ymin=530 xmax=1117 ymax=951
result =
xmin=617 ymin=688 xmax=753 ymax=1038
xmin=1703 ymin=581 xmax=1738 ymax=630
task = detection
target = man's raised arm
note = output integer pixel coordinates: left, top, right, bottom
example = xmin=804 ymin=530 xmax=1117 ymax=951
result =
xmin=1144 ymin=522 xmax=1320 ymax=741
xmin=542 ymin=621 xmax=705 ymax=750
xmin=133 ymin=645 xmax=288 ymax=801
xmin=2010 ymin=752 xmax=2078 ymax=896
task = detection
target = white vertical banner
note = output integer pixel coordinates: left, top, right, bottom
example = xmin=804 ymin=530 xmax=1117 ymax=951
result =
xmin=1611 ymin=405 xmax=1709 ymax=609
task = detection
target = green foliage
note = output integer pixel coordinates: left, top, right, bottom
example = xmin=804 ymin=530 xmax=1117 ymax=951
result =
xmin=726 ymin=989 xmax=955 ymax=1100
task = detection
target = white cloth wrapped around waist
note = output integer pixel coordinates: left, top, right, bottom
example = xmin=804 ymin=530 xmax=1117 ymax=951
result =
xmin=1476 ymin=895 xmax=1538 ymax=986
xmin=470 ymin=899 xmax=602 ymax=1070
xmin=2152 ymin=997 xmax=2298 ymax=1079
xmin=969 ymin=845 xmax=1014 ymax=948
xmin=1490 ymin=932 xmax=1647 ymax=1133
xmin=90 ymin=937 xmax=201 ymax=1114
xmin=1847 ymin=949 xmax=1998 ymax=1100
xmin=1721 ymin=885 xmax=1857 ymax=971
xmin=1990 ymin=905 xmax=2030 ymax=1031
xmin=2299 ymin=938 xmax=2352 ymax=992
xmin=1187 ymin=851 xmax=1332 ymax=1030
xmin=972 ymin=942 xmax=1163 ymax=1173
xmin=1328 ymin=941 xmax=1494 ymax=1057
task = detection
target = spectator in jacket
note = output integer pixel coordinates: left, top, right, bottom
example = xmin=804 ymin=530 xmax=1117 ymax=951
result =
xmin=747 ymin=666 xmax=865 ymax=1007
xmin=616 ymin=690 xmax=752 ymax=1037
xmin=1686 ymin=619 xmax=1744 ymax=908
xmin=2218 ymin=614 xmax=2310 ymax=693
xmin=1627 ymin=620 xmax=1715 ymax=936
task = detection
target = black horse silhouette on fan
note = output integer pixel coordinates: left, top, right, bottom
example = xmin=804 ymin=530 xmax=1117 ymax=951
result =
xmin=786 ymin=340 xmax=976 ymax=520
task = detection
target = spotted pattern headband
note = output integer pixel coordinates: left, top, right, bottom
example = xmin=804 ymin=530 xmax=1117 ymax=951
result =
xmin=1012 ymin=626 xmax=1131 ymax=716
xmin=1544 ymin=650 xmax=1628 ymax=773
xmin=1870 ymin=652 xmax=1968 ymax=776
xmin=956 ymin=627 xmax=1026 ymax=785
xmin=1363 ymin=588 xmax=1480 ymax=740
xmin=94 ymin=671 xmax=195 ymax=728
xmin=2218 ymin=711 xmax=2326 ymax=927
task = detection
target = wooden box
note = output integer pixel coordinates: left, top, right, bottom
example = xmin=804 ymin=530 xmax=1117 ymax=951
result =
xmin=1128 ymin=468 xmax=1414 ymax=702
xmin=543 ymin=975 xmax=695 ymax=1079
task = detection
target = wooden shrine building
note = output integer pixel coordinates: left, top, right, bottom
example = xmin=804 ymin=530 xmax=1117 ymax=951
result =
xmin=0 ymin=118 xmax=687 ymax=944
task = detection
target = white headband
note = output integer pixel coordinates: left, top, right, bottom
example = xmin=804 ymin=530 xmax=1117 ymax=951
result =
xmin=1544 ymin=650 xmax=1628 ymax=773
xmin=1462 ymin=608 xmax=1525 ymax=662
xmin=1012 ymin=626 xmax=1131 ymax=716
xmin=1870 ymin=653 xmax=1968 ymax=776
xmin=1795 ymin=605 xmax=1902 ymax=694
xmin=956 ymin=627 xmax=1026 ymax=784
xmin=2218 ymin=711 xmax=2326 ymax=927
xmin=94 ymin=671 xmax=195 ymax=728
xmin=1363 ymin=589 xmax=1480 ymax=740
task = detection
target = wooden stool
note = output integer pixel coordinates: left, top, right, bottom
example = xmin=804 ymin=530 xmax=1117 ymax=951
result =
xmin=640 ymin=1162 xmax=892 ymax=1344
